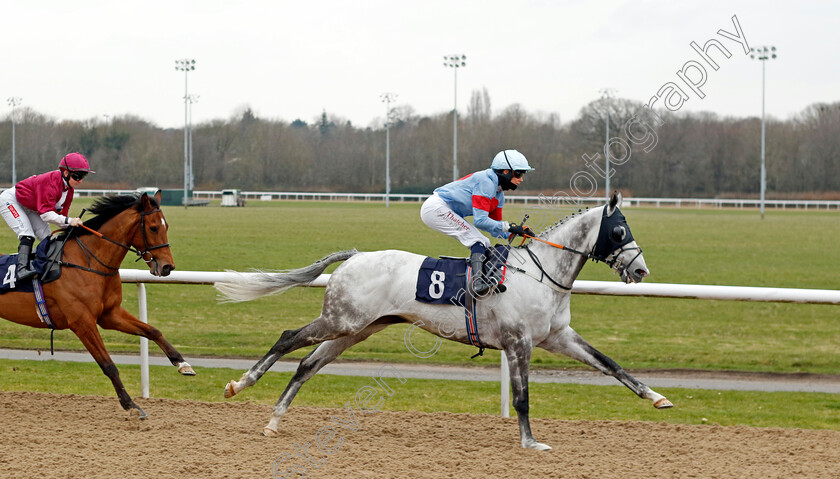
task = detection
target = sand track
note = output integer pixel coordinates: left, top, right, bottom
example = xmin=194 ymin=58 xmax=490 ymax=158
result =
xmin=1 ymin=390 xmax=839 ymax=478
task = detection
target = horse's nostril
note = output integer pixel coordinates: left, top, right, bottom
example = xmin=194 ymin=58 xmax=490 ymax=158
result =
xmin=161 ymin=264 xmax=174 ymax=276
xmin=635 ymin=268 xmax=648 ymax=277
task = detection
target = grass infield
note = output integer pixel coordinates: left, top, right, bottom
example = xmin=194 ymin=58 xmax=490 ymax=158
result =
xmin=0 ymin=198 xmax=838 ymax=428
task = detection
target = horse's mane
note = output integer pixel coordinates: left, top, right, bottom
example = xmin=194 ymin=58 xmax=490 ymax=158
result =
xmin=64 ymin=194 xmax=159 ymax=240
xmin=532 ymin=206 xmax=592 ymax=241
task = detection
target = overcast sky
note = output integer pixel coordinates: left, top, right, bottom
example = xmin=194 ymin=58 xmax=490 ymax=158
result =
xmin=2 ymin=0 xmax=836 ymax=129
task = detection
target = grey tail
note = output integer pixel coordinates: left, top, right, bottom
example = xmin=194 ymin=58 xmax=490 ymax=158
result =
xmin=214 ymin=249 xmax=358 ymax=303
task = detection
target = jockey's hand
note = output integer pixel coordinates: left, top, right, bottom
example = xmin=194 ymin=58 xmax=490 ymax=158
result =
xmin=508 ymin=223 xmax=534 ymax=237
xmin=68 ymin=217 xmax=84 ymax=227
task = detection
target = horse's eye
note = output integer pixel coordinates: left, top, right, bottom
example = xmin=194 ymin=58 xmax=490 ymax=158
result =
xmin=150 ymin=226 xmax=159 ymax=233
xmin=610 ymin=226 xmax=626 ymax=242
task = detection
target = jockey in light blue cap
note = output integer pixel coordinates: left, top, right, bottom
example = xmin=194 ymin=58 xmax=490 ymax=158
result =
xmin=420 ymin=149 xmax=535 ymax=295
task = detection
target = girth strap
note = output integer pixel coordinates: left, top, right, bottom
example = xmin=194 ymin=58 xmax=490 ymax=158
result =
xmin=464 ymin=265 xmax=485 ymax=358
xmin=32 ymin=278 xmax=56 ymax=355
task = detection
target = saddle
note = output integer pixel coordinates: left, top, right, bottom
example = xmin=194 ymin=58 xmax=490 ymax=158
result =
xmin=32 ymin=237 xmax=64 ymax=283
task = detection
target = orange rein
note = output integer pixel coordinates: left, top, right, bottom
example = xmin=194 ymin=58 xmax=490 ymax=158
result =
xmin=78 ymin=224 xmax=104 ymax=238
xmin=508 ymin=232 xmax=565 ymax=250
xmin=509 ymin=232 xmax=591 ymax=259
xmin=521 ymin=234 xmax=566 ymax=250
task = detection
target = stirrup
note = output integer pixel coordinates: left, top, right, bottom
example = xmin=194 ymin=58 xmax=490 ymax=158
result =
xmin=471 ymin=276 xmax=499 ymax=296
xmin=17 ymin=267 xmax=36 ymax=281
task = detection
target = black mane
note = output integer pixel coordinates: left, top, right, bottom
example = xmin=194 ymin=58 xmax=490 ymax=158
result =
xmin=64 ymin=193 xmax=159 ymax=240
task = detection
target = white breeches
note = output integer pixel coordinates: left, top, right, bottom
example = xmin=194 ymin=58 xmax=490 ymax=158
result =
xmin=420 ymin=193 xmax=490 ymax=249
xmin=0 ymin=188 xmax=51 ymax=240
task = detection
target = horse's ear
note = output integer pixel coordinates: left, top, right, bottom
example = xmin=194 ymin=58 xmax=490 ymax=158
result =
xmin=607 ymin=191 xmax=622 ymax=216
xmin=154 ymin=189 xmax=162 ymax=205
xmin=140 ymin=192 xmax=152 ymax=210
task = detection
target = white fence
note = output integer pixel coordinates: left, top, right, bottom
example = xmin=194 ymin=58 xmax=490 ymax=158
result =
xmin=193 ymin=191 xmax=840 ymax=210
xmin=119 ymin=269 xmax=840 ymax=415
xmin=71 ymin=189 xmax=840 ymax=210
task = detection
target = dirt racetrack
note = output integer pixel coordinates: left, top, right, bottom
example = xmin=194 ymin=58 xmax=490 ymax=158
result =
xmin=1 ymin=391 xmax=839 ymax=479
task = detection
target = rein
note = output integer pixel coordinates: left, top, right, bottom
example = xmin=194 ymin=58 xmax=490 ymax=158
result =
xmin=60 ymin=208 xmax=170 ymax=276
xmin=521 ymin=234 xmax=590 ymax=258
xmin=515 ymin=232 xmax=642 ymax=292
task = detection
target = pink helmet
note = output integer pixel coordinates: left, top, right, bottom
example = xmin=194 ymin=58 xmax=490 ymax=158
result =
xmin=59 ymin=153 xmax=95 ymax=173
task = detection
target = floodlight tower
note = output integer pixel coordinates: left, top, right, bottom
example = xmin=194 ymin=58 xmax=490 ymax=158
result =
xmin=175 ymin=58 xmax=196 ymax=206
xmin=749 ymin=46 xmax=777 ymax=219
xmin=7 ymin=97 xmax=22 ymax=184
xmin=599 ymin=88 xmax=617 ymax=200
xmin=380 ymin=93 xmax=398 ymax=207
xmin=443 ymin=54 xmax=466 ymax=181
xmin=187 ymin=94 xmax=199 ymax=191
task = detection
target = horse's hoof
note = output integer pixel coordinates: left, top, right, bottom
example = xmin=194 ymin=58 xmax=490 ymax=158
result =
xmin=523 ymin=440 xmax=552 ymax=451
xmin=224 ymin=380 xmax=237 ymax=398
xmin=129 ymin=406 xmax=148 ymax=420
xmin=262 ymin=426 xmax=279 ymax=437
xmin=654 ymin=398 xmax=674 ymax=409
xmin=178 ymin=364 xmax=196 ymax=376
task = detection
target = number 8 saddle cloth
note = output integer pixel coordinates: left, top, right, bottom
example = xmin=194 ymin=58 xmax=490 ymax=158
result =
xmin=414 ymin=244 xmax=510 ymax=307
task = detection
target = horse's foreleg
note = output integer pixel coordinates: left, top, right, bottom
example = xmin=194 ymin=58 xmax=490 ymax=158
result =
xmin=98 ymin=307 xmax=195 ymax=375
xmin=263 ymin=322 xmax=390 ymax=436
xmin=505 ymin=339 xmax=551 ymax=451
xmin=226 ymin=318 xmax=344 ymax=399
xmin=541 ymin=327 xmax=673 ymax=409
xmin=71 ymin=321 xmax=147 ymax=418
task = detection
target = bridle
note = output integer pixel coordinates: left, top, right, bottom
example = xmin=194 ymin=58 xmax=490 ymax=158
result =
xmin=512 ymin=209 xmax=643 ymax=291
xmin=62 ymin=208 xmax=170 ymax=276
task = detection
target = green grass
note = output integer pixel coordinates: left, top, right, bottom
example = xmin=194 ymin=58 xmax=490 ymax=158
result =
xmin=2 ymin=359 xmax=839 ymax=431
xmin=1 ymin=199 xmax=837 ymax=373
xmin=1 ymin=199 xmax=839 ymax=430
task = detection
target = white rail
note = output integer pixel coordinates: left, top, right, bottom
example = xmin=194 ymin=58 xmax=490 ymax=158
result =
xmin=120 ymin=268 xmax=840 ymax=416
xmin=69 ymin=189 xmax=840 ymax=210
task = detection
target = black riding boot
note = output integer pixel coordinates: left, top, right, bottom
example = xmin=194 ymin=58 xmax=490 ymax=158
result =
xmin=16 ymin=236 xmax=36 ymax=281
xmin=484 ymin=248 xmax=507 ymax=294
xmin=469 ymin=251 xmax=496 ymax=296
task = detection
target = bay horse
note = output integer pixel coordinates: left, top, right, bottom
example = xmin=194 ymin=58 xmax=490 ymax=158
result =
xmin=216 ymin=192 xmax=672 ymax=450
xmin=0 ymin=192 xmax=194 ymax=418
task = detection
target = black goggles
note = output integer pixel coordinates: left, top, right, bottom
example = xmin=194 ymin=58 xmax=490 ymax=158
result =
xmin=512 ymin=170 xmax=527 ymax=178
xmin=69 ymin=171 xmax=88 ymax=181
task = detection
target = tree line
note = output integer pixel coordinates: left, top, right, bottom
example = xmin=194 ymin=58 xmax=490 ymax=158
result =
xmin=1 ymin=92 xmax=838 ymax=198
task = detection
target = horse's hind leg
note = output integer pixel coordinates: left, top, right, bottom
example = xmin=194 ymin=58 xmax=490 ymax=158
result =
xmin=225 ymin=315 xmax=354 ymax=398
xmin=504 ymin=338 xmax=551 ymax=451
xmin=99 ymin=307 xmax=195 ymax=375
xmin=262 ymin=320 xmax=393 ymax=437
xmin=71 ymin=320 xmax=147 ymax=418
xmin=541 ymin=327 xmax=673 ymax=409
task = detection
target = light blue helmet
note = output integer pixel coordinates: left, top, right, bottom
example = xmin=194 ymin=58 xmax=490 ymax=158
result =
xmin=491 ymin=149 xmax=534 ymax=172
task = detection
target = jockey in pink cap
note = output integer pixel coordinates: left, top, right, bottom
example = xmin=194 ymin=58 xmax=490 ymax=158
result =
xmin=0 ymin=152 xmax=94 ymax=280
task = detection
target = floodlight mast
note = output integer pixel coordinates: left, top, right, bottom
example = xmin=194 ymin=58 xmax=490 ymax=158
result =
xmin=187 ymin=94 xmax=200 ymax=191
xmin=175 ymin=59 xmax=196 ymax=206
xmin=749 ymin=46 xmax=777 ymax=219
xmin=443 ymin=54 xmax=466 ymax=181
xmin=599 ymin=88 xmax=617 ymax=200
xmin=6 ymin=97 xmax=22 ymax=184
xmin=380 ymin=92 xmax=398 ymax=207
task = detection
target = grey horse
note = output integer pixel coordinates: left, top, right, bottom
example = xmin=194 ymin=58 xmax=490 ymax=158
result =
xmin=215 ymin=192 xmax=672 ymax=450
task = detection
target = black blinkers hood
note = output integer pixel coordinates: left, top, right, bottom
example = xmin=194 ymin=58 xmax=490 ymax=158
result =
xmin=592 ymin=206 xmax=634 ymax=262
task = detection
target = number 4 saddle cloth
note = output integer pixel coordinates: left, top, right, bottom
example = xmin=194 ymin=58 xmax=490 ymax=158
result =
xmin=0 ymin=237 xmax=62 ymax=294
xmin=414 ymin=244 xmax=510 ymax=307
